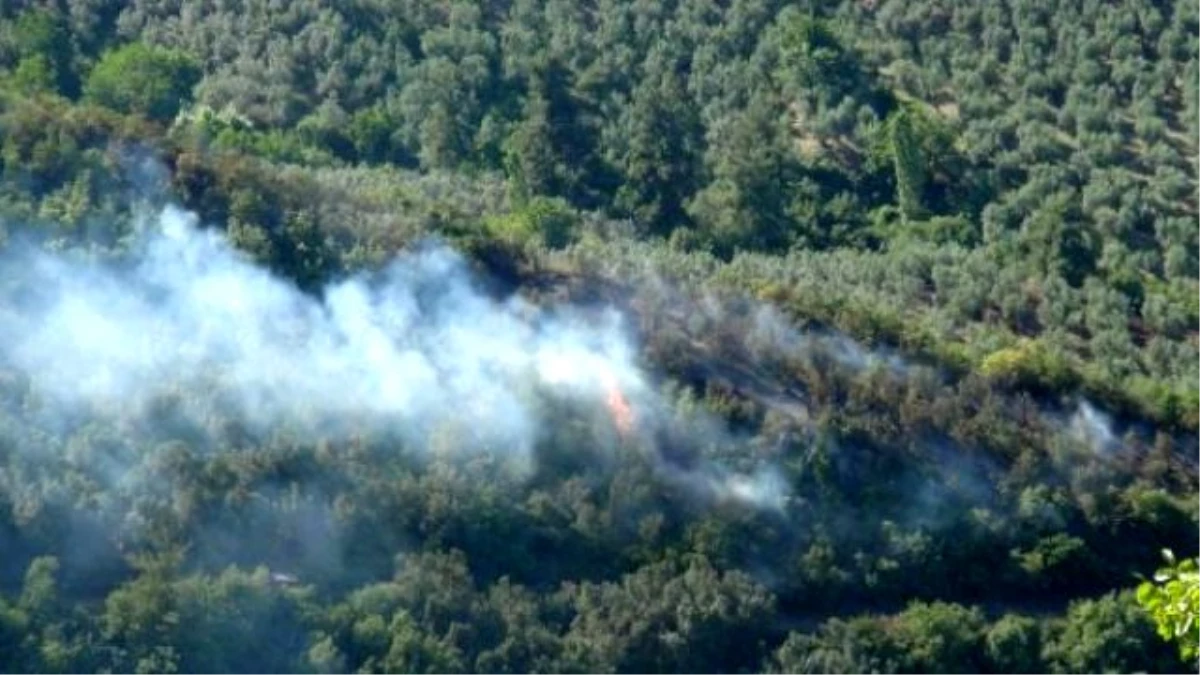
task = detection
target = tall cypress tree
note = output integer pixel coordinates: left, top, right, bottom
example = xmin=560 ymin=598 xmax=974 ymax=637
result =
xmin=889 ymin=108 xmax=928 ymax=222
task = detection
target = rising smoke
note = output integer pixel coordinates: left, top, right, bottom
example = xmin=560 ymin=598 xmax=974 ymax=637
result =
xmin=0 ymin=204 xmax=785 ymax=510
xmin=0 ymin=192 xmax=1165 ymax=540
xmin=1070 ymin=400 xmax=1120 ymax=454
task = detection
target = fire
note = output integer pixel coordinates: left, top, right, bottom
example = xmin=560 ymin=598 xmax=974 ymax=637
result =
xmin=602 ymin=370 xmax=635 ymax=437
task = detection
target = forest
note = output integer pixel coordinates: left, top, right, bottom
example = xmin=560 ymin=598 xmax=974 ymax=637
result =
xmin=0 ymin=0 xmax=1196 ymax=673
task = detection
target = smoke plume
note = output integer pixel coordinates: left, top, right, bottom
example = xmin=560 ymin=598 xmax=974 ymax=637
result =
xmin=0 ymin=205 xmax=783 ymax=510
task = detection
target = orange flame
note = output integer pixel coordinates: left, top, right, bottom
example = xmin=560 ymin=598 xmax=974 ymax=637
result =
xmin=602 ymin=371 xmax=634 ymax=438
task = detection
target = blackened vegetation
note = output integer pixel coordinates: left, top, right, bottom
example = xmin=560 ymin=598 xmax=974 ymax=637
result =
xmin=0 ymin=0 xmax=1196 ymax=673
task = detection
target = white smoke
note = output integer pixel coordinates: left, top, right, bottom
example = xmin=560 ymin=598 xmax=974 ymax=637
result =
xmin=1070 ymin=401 xmax=1119 ymax=454
xmin=711 ymin=466 xmax=790 ymax=512
xmin=0 ymin=205 xmax=782 ymax=510
xmin=748 ymin=304 xmax=908 ymax=375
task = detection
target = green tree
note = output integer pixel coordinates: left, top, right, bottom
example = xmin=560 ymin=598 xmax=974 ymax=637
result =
xmin=84 ymin=43 xmax=200 ymax=122
xmin=561 ymin=558 xmax=776 ymax=673
xmin=7 ymin=55 xmax=58 ymax=95
xmin=985 ymin=614 xmax=1044 ymax=673
xmin=6 ymin=8 xmax=79 ymax=97
xmin=19 ymin=557 xmax=60 ymax=620
xmin=777 ymin=13 xmax=856 ymax=92
xmin=890 ymin=601 xmax=987 ymax=673
xmin=771 ymin=617 xmax=903 ymax=674
xmin=1043 ymin=590 xmax=1183 ymax=673
xmin=504 ymin=61 xmax=610 ymax=209
xmin=504 ymin=89 xmax=561 ymax=204
xmin=608 ymin=49 xmax=701 ymax=236
xmin=889 ymin=108 xmax=928 ymax=222
xmin=688 ymin=92 xmax=797 ymax=257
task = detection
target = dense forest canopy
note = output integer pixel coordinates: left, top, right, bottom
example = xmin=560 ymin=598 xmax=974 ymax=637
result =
xmin=0 ymin=0 xmax=1196 ymax=673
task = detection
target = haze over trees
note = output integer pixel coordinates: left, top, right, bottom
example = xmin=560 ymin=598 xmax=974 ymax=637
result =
xmin=0 ymin=0 xmax=1196 ymax=673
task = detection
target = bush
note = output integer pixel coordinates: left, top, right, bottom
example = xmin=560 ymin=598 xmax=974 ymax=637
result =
xmin=978 ymin=338 xmax=1078 ymax=392
xmin=482 ymin=197 xmax=579 ymax=250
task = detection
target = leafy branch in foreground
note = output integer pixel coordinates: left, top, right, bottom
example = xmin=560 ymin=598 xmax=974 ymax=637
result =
xmin=1137 ymin=549 xmax=1200 ymax=664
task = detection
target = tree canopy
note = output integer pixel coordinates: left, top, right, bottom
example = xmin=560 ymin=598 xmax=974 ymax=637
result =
xmin=0 ymin=0 xmax=1195 ymax=673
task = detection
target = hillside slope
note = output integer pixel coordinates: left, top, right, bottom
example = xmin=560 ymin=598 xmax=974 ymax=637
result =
xmin=0 ymin=1 xmax=1195 ymax=673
